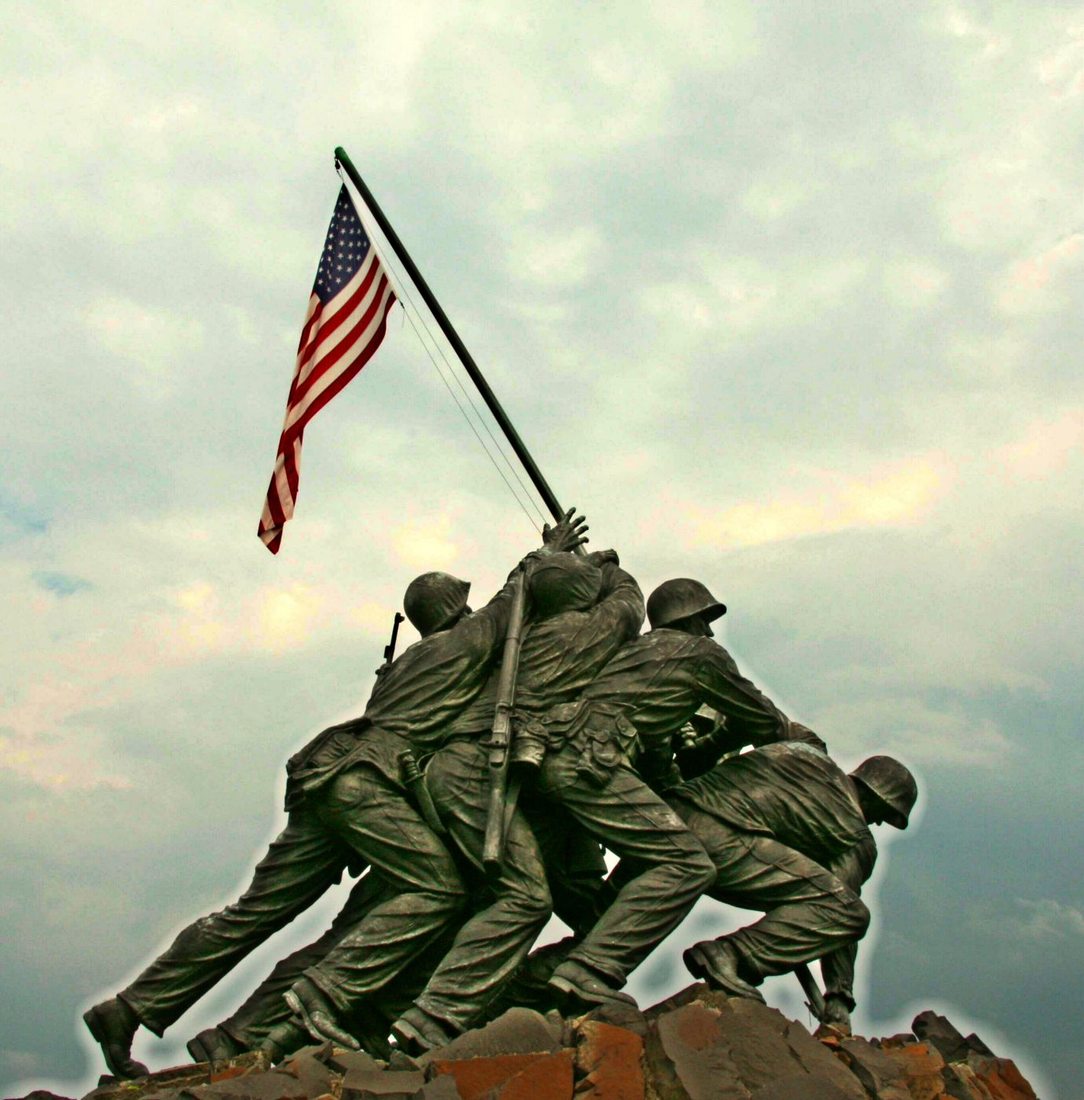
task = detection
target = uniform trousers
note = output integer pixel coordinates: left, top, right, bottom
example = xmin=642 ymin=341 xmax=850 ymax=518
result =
xmin=120 ymin=765 xmax=465 ymax=1036
xmin=536 ymin=747 xmax=715 ymax=986
xmin=671 ymin=799 xmax=870 ymax=981
xmin=408 ymin=740 xmax=553 ymax=1032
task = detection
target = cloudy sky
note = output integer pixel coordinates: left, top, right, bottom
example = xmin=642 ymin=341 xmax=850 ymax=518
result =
xmin=3 ymin=3 xmax=1082 ymax=1097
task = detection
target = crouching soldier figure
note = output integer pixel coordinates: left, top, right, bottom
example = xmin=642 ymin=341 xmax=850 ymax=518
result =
xmin=533 ymin=576 xmax=817 ymax=1011
xmin=673 ymin=745 xmax=917 ymax=1030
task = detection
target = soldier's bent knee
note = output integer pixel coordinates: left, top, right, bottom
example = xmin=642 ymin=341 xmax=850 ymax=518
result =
xmin=849 ymin=897 xmax=871 ymax=937
xmin=675 ymin=844 xmax=716 ymax=892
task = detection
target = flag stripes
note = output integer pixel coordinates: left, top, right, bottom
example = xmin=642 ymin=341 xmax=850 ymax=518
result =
xmin=258 ymin=185 xmax=397 ymax=554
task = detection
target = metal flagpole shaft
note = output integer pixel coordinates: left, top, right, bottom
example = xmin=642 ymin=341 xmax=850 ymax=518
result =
xmin=334 ymin=145 xmax=570 ymax=528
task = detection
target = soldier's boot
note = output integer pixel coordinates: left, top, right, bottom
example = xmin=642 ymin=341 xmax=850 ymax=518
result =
xmin=187 ymin=1026 xmax=243 ymax=1065
xmin=813 ymin=993 xmax=853 ymax=1039
xmin=547 ymin=960 xmax=637 ymax=1013
xmin=83 ymin=997 xmax=149 ymax=1079
xmin=683 ymin=940 xmax=765 ymax=1003
xmin=391 ymin=1006 xmax=458 ymax=1054
xmin=259 ymin=1020 xmax=310 ymax=1064
xmin=285 ymin=977 xmax=360 ymax=1050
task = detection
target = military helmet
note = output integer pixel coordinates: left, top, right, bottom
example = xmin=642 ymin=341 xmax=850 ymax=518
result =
xmin=646 ymin=578 xmax=727 ymax=630
xmin=849 ymin=756 xmax=918 ymax=829
xmin=403 ymin=572 xmax=471 ymax=637
xmin=530 ymin=554 xmax=604 ymax=618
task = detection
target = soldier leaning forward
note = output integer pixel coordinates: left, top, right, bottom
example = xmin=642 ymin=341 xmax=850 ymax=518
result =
xmin=83 ymin=513 xmax=586 ymax=1079
xmin=673 ymin=744 xmax=917 ymax=1034
xmin=534 ymin=577 xmax=820 ymax=1010
xmin=391 ymin=550 xmax=645 ymax=1051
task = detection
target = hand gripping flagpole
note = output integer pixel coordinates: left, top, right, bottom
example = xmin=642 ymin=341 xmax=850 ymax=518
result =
xmin=334 ymin=146 xmax=573 ymax=530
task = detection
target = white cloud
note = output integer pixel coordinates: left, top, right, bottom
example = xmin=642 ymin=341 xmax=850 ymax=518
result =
xmin=995 ymin=232 xmax=1084 ymax=314
xmin=994 ymin=407 xmax=1084 ymax=481
xmin=83 ymin=296 xmax=204 ymax=392
xmin=813 ymin=698 xmax=1017 ymax=770
xmin=1010 ymin=898 xmax=1084 ymax=941
xmin=673 ymin=454 xmax=951 ymax=550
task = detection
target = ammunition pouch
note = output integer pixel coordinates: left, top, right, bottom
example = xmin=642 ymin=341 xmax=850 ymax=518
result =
xmin=527 ymin=701 xmax=640 ymax=787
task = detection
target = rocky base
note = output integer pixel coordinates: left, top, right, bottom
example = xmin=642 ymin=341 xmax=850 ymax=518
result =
xmin=13 ymin=986 xmax=1039 ymax=1100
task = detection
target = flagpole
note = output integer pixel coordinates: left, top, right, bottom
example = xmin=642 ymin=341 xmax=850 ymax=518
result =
xmin=334 ymin=145 xmax=571 ymax=529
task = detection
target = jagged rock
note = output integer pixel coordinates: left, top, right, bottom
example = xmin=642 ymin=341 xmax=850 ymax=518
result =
xmin=574 ymin=1004 xmax=648 ymax=1041
xmin=481 ymin=1048 xmax=574 ymax=1100
xmin=965 ymin=1057 xmax=1038 ymax=1100
xmin=51 ymin=991 xmax=1042 ymax=1100
xmin=877 ymin=1042 xmax=946 ymax=1100
xmin=339 ymin=1069 xmax=424 ymax=1099
xmin=178 ymin=1070 xmax=310 ymax=1100
xmin=836 ymin=1037 xmax=912 ymax=1100
xmin=912 ymin=1012 xmax=993 ymax=1064
xmin=275 ymin=1048 xmax=335 ymax=1098
xmin=427 ymin=1054 xmax=554 ymax=1100
xmin=324 ymin=1052 xmax=381 ymax=1076
xmin=573 ymin=1018 xmax=644 ymax=1099
xmin=643 ymin=985 xmax=865 ymax=1100
xmin=418 ymin=1008 xmax=562 ymax=1067
xmin=416 ymin=1078 xmax=462 ymax=1100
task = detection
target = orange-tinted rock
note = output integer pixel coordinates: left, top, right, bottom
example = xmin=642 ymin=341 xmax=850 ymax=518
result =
xmin=879 ymin=1042 xmax=948 ymax=1100
xmin=967 ymin=1058 xmax=1038 ymax=1100
xmin=942 ymin=1064 xmax=995 ymax=1100
xmin=574 ymin=1020 xmax=644 ymax=1100
xmin=485 ymin=1048 xmax=574 ymax=1100
xmin=430 ymin=1053 xmax=548 ymax=1100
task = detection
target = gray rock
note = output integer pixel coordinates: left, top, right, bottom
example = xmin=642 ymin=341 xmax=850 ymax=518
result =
xmin=911 ymin=1011 xmax=993 ymax=1064
xmin=416 ymin=1008 xmax=561 ymax=1066
xmin=325 ymin=1051 xmax=382 ymax=1076
xmin=645 ymin=987 xmax=865 ymax=1100
xmin=415 ymin=1079 xmax=462 ymax=1100
xmin=179 ymin=1070 xmax=310 ymax=1100
xmin=837 ymin=1037 xmax=912 ymax=1100
xmin=278 ymin=1047 xmax=336 ymax=1097
xmin=339 ymin=1070 xmax=424 ymax=1100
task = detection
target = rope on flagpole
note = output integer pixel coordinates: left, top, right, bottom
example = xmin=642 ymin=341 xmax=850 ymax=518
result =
xmin=338 ymin=167 xmax=548 ymax=533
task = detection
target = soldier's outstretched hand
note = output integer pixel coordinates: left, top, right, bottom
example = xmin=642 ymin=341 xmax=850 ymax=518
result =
xmin=543 ymin=507 xmax=589 ymax=552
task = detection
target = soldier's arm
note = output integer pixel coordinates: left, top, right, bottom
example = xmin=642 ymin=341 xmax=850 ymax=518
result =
xmin=584 ymin=557 xmax=646 ymax=643
xmin=469 ymin=510 xmax=590 ymax=645
xmin=695 ymin=641 xmax=793 ymax=751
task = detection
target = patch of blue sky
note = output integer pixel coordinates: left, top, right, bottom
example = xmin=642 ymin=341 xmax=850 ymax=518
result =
xmin=0 ymin=492 xmax=50 ymax=539
xmin=32 ymin=571 xmax=91 ymax=597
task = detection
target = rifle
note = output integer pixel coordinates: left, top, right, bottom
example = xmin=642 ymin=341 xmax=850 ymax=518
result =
xmin=383 ymin=611 xmax=405 ymax=666
xmin=482 ymin=567 xmax=529 ymax=876
xmin=795 ymin=962 xmax=827 ymax=1022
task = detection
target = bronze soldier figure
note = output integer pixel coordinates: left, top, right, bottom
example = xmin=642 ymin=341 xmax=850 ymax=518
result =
xmin=535 ymin=577 xmax=817 ymax=1010
xmin=387 ymin=550 xmax=645 ymax=1050
xmin=672 ymin=745 xmax=917 ymax=1029
xmin=83 ymin=514 xmax=587 ymax=1078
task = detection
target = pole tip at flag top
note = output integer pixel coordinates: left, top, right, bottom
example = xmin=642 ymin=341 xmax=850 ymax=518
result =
xmin=257 ymin=182 xmax=397 ymax=553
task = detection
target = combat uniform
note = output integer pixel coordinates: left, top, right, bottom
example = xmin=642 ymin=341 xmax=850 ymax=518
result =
xmin=538 ymin=627 xmax=796 ymax=992
xmin=117 ymin=568 xmax=525 ymax=1044
xmin=401 ymin=557 xmax=645 ymax=1035
xmin=669 ymin=740 xmax=875 ymax=992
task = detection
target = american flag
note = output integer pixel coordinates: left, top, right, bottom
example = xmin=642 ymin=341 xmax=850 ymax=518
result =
xmin=258 ymin=185 xmax=397 ymax=553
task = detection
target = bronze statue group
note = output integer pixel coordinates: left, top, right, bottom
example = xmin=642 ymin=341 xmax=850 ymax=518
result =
xmin=85 ymin=512 xmax=917 ymax=1078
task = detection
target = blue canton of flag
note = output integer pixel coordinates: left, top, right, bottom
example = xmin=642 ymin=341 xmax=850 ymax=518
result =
xmin=315 ymin=186 xmax=374 ymax=302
